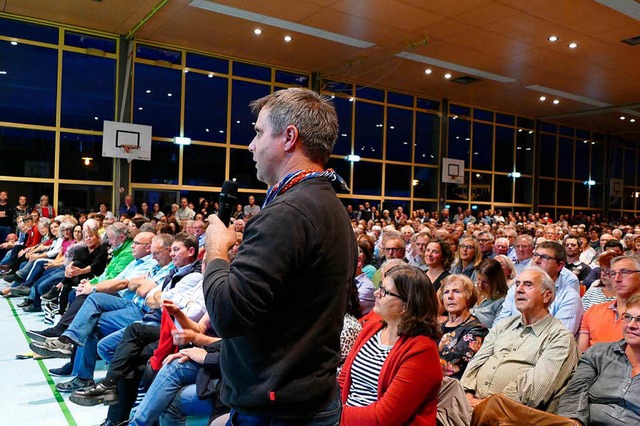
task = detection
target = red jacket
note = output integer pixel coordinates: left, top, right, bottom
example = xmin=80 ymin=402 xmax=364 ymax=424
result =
xmin=25 ymin=224 xmax=42 ymax=247
xmin=338 ymin=320 xmax=442 ymax=426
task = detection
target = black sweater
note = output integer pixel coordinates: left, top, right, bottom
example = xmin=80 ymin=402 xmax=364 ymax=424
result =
xmin=203 ymin=178 xmax=357 ymax=417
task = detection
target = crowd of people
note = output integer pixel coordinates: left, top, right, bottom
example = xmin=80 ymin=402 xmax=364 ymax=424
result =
xmin=2 ymin=188 xmax=639 ymax=424
xmin=2 ymin=86 xmax=640 ymax=426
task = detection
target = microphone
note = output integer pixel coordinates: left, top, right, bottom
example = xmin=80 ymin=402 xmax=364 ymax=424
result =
xmin=218 ymin=180 xmax=238 ymax=226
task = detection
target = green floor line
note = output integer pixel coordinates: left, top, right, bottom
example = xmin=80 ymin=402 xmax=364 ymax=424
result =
xmin=6 ymin=298 xmax=78 ymax=426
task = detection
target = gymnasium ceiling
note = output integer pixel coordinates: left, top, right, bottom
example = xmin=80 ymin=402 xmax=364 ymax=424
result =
xmin=3 ymin=0 xmax=640 ymax=141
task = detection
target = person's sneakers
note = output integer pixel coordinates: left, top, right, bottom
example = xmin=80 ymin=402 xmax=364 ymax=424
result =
xmin=41 ymin=287 xmax=60 ymax=302
xmin=3 ymin=273 xmax=19 ymax=283
xmin=17 ymin=299 xmax=32 ymax=308
xmin=29 ymin=338 xmax=73 ymax=358
xmin=55 ymin=377 xmax=95 ymax=393
xmin=49 ymin=362 xmax=73 ymax=377
xmin=27 ymin=328 xmax=62 ymax=342
xmin=99 ymin=419 xmax=129 ymax=426
xmin=10 ymin=284 xmax=30 ymax=297
xmin=69 ymin=382 xmax=119 ymax=406
xmin=23 ymin=304 xmax=42 ymax=313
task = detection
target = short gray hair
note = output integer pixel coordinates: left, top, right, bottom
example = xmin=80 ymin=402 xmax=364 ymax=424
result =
xmin=152 ymin=233 xmax=173 ymax=249
xmin=250 ymin=88 xmax=339 ymax=164
xmin=517 ymin=266 xmax=556 ymax=305
xmin=107 ymin=222 xmax=128 ymax=240
xmin=611 ymin=255 xmax=640 ymax=271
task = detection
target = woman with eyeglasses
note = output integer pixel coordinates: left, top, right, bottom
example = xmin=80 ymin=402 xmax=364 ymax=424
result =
xmin=470 ymin=258 xmax=509 ymax=328
xmin=449 ymin=237 xmax=482 ymax=282
xmin=581 ymin=250 xmax=617 ymax=312
xmin=437 ymin=274 xmax=487 ymax=379
xmin=555 ymin=292 xmax=640 ymax=425
xmin=338 ymin=265 xmax=442 ymax=425
xmin=424 ymin=238 xmax=453 ymax=292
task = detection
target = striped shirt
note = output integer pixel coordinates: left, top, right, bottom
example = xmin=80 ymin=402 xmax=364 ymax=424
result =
xmin=346 ymin=330 xmax=392 ymax=407
xmin=582 ymin=280 xmax=615 ymax=312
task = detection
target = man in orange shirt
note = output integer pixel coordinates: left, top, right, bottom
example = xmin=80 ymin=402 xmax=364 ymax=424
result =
xmin=578 ymin=255 xmax=640 ymax=352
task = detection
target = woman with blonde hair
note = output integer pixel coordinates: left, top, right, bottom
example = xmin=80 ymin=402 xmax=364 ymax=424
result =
xmin=449 ymin=237 xmax=482 ymax=282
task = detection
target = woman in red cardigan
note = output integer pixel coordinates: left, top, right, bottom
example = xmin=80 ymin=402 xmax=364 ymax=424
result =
xmin=338 ymin=264 xmax=443 ymax=426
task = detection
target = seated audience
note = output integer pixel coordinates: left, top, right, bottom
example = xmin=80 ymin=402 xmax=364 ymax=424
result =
xmin=578 ymin=255 xmax=640 ymax=352
xmin=338 ymin=265 xmax=442 ymax=425
xmin=449 ymin=237 xmax=482 ymax=281
xmin=461 ymin=267 xmax=580 ymax=412
xmin=437 ymin=274 xmax=487 ymax=379
xmin=582 ymin=250 xmax=618 ymax=311
xmin=493 ymin=241 xmax=582 ymax=334
xmin=493 ymin=254 xmax=516 ymax=287
xmin=355 ymin=244 xmax=376 ymax=315
xmin=556 ymin=293 xmax=640 ymax=425
xmin=471 ymin=258 xmax=509 ymax=328
xmin=425 ymin=238 xmax=453 ymax=292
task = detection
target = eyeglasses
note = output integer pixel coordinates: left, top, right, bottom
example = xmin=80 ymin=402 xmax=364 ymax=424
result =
xmin=459 ymin=244 xmax=475 ymax=250
xmin=604 ymin=269 xmax=640 ymax=279
xmin=532 ymin=252 xmax=557 ymax=262
xmin=379 ymin=286 xmax=405 ymax=301
xmin=384 ymin=247 xmax=405 ymax=253
xmin=621 ymin=313 xmax=640 ymax=324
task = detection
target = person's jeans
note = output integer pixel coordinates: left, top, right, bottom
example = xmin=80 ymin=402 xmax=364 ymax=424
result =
xmin=63 ymin=292 xmax=144 ymax=380
xmin=129 ymin=360 xmax=213 ymax=426
xmin=225 ymin=392 xmax=341 ymax=426
xmin=29 ymin=267 xmax=65 ymax=309
xmin=19 ymin=258 xmax=49 ymax=285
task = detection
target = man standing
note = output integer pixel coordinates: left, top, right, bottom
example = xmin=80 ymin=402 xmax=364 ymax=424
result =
xmin=243 ymin=195 xmax=260 ymax=220
xmin=203 ymin=88 xmax=356 ymax=424
xmin=0 ymin=191 xmax=13 ymax=244
xmin=118 ymin=194 xmax=137 ymax=219
xmin=175 ymin=197 xmax=195 ymax=222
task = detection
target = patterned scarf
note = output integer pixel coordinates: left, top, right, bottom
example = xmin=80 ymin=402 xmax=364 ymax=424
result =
xmin=262 ymin=168 xmax=349 ymax=208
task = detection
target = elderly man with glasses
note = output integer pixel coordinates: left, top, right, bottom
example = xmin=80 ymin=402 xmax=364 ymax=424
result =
xmin=493 ymin=241 xmax=582 ymax=334
xmin=578 ymin=255 xmax=640 ymax=353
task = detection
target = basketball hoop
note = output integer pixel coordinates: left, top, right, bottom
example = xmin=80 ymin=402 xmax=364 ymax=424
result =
xmin=121 ymin=144 xmax=139 ymax=163
xmin=121 ymin=144 xmax=138 ymax=154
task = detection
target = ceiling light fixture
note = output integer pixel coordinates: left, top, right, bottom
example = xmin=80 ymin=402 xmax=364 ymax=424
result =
xmin=631 ymin=119 xmax=637 ymax=123
xmin=548 ymin=36 xmax=558 ymax=42
xmin=191 ymin=0 xmax=375 ymax=48
xmin=10 ymin=41 xmax=17 ymax=46
xmin=539 ymin=96 xmax=546 ymax=101
xmin=620 ymin=116 xmax=626 ymax=120
xmin=424 ymin=68 xmax=432 ymax=75
xmin=283 ymin=35 xmax=292 ymax=42
xmin=553 ymin=99 xmax=560 ymax=104
xmin=444 ymin=73 xmax=452 ymax=79
xmin=396 ymin=52 xmax=516 ymax=83
xmin=0 ymin=71 xmax=6 ymax=75
xmin=568 ymin=42 xmax=578 ymax=49
xmin=253 ymin=28 xmax=262 ymax=35
xmin=145 ymin=89 xmax=151 ymax=93
xmin=82 ymin=157 xmax=93 ymax=166
xmin=208 ymin=73 xmax=214 ymax=78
